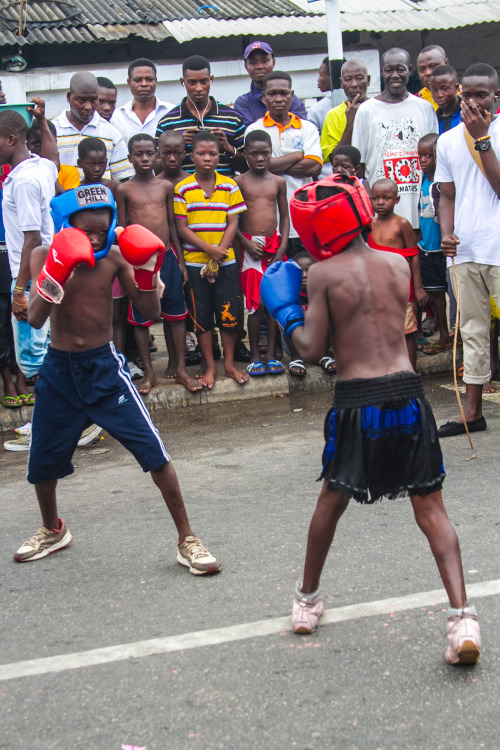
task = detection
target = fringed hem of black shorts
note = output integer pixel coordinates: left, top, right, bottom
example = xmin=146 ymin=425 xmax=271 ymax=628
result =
xmin=321 ymin=470 xmax=446 ymax=504
xmin=320 ymin=372 xmax=445 ymax=505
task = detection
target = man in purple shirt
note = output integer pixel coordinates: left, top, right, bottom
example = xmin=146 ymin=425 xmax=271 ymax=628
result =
xmin=233 ymin=41 xmax=307 ymax=127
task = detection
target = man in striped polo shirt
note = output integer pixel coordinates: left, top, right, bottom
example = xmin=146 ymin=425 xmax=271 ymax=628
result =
xmin=157 ymin=55 xmax=250 ymax=362
xmin=52 ymin=72 xmax=133 ymax=183
xmin=155 ymin=55 xmax=246 ymax=178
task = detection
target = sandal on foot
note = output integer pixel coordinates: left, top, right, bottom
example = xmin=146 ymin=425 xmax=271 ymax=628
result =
xmin=319 ymin=356 xmax=336 ymax=373
xmin=2 ymin=395 xmax=22 ymax=409
xmin=17 ymin=393 xmax=35 ymax=406
xmin=416 ymin=337 xmax=431 ymax=352
xmin=267 ymin=359 xmax=285 ymax=375
xmin=247 ymin=361 xmax=267 ymax=377
xmin=288 ymin=359 xmax=306 ymax=379
xmin=422 ymin=342 xmax=453 ymax=356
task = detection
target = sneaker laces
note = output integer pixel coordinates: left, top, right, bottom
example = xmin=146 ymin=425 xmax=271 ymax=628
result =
xmin=180 ymin=537 xmax=209 ymax=559
xmin=23 ymin=526 xmax=50 ymax=548
xmin=441 ymin=606 xmax=478 ymax=641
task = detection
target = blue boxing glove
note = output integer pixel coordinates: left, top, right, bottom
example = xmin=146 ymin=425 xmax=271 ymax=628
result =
xmin=261 ymin=260 xmax=305 ymax=336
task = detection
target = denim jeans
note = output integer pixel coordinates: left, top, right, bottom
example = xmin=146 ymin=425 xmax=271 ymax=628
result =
xmin=11 ymin=279 xmax=49 ymax=378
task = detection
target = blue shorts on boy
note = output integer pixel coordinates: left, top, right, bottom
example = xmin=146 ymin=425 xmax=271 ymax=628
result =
xmin=128 ymin=247 xmax=188 ymax=326
xmin=27 ymin=342 xmax=170 ymax=484
xmin=418 ymin=174 xmax=447 ymax=292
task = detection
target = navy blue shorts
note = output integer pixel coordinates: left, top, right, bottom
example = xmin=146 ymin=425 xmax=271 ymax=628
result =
xmin=27 ymin=343 xmax=170 ymax=484
xmin=418 ymin=248 xmax=447 ymax=292
xmin=128 ymin=248 xmax=187 ymax=327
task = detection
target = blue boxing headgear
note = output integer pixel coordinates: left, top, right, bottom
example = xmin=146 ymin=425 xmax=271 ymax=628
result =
xmin=50 ymin=184 xmax=117 ymax=260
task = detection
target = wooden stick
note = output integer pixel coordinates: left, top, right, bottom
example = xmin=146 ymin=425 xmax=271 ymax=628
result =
xmin=451 ymin=256 xmax=475 ymax=451
xmin=18 ymin=0 xmax=25 ymax=36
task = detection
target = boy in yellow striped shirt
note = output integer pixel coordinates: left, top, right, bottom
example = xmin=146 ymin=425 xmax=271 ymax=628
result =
xmin=174 ymin=131 xmax=248 ymax=389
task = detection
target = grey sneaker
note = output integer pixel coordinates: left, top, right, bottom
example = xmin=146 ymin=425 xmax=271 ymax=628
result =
xmin=177 ymin=536 xmax=221 ymax=575
xmin=4 ymin=433 xmax=31 ymax=452
xmin=127 ymin=361 xmax=143 ymax=380
xmin=14 ymin=519 xmax=72 ymax=562
xmin=77 ymin=424 xmax=103 ymax=447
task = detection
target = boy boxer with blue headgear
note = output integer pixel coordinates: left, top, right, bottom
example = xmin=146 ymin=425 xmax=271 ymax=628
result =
xmin=13 ymin=185 xmax=221 ymax=577
xmin=261 ymin=173 xmax=481 ymax=665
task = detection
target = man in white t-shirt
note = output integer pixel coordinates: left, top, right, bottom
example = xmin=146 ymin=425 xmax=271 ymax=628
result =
xmin=111 ymin=58 xmax=173 ymax=144
xmin=245 ymin=71 xmax=322 ymax=257
xmin=0 ymin=110 xmax=56 ymax=378
xmin=435 ymin=63 xmax=500 ymax=437
xmin=52 ymin=72 xmax=133 ymax=182
xmin=352 ymin=48 xmax=438 ymax=229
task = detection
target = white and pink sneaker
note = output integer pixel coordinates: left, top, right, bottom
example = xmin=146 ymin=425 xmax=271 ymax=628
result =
xmin=445 ymin=605 xmax=481 ymax=665
xmin=292 ymin=582 xmax=325 ymax=634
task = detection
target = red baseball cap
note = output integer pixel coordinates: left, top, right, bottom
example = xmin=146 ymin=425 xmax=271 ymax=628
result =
xmin=244 ymin=41 xmax=274 ymax=60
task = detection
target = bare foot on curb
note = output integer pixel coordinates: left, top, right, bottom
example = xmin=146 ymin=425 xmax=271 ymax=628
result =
xmin=483 ymin=381 xmax=495 ymax=394
xmin=175 ymin=372 xmax=204 ymax=392
xmin=199 ymin=367 xmax=217 ymax=389
xmin=163 ymin=364 xmax=177 ymax=379
xmin=136 ymin=376 xmax=158 ymax=395
xmin=225 ymin=365 xmax=249 ymax=385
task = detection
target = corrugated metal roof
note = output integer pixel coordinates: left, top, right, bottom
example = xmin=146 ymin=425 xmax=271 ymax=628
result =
xmin=0 ymin=0 xmax=498 ymax=47
xmin=289 ymin=0 xmax=500 ymax=32
xmin=163 ymin=15 xmax=326 ymax=43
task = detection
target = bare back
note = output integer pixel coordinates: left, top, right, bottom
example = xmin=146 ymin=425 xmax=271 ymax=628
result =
xmin=306 ymin=240 xmax=413 ymax=380
xmin=236 ymin=171 xmax=284 ymax=236
xmin=117 ymin=177 xmax=172 ymax=246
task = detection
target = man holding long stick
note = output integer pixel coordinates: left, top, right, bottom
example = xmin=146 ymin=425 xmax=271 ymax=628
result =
xmin=435 ymin=63 xmax=500 ymax=437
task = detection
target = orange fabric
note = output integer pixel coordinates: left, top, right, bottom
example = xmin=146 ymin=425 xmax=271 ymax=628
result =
xmin=263 ymin=112 xmax=302 ymax=131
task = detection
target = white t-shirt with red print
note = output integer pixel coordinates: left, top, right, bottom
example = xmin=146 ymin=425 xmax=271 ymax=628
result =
xmin=352 ymin=94 xmax=438 ymax=228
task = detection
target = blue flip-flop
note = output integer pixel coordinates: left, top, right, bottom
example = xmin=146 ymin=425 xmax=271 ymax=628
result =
xmin=247 ymin=361 xmax=267 ymax=377
xmin=266 ymin=359 xmax=286 ymax=375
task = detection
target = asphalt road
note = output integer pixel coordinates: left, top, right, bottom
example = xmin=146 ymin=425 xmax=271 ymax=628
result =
xmin=1 ymin=375 xmax=499 ymax=750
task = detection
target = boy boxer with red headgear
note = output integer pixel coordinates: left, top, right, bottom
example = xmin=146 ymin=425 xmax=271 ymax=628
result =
xmin=13 ymin=186 xmax=221 ymax=577
xmin=261 ymin=174 xmax=481 ymax=665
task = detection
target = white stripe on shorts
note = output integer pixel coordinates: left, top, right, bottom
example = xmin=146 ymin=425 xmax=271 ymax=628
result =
xmin=109 ymin=342 xmax=170 ymax=462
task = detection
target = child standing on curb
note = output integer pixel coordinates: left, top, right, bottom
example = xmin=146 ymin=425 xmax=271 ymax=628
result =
xmin=174 ymin=130 xmax=248 ymax=389
xmin=368 ymin=178 xmax=428 ymax=370
xmin=235 ymin=130 xmax=289 ymax=376
xmin=116 ymin=134 xmax=201 ymax=394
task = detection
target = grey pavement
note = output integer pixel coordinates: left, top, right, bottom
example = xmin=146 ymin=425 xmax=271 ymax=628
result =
xmin=0 ymin=375 xmax=499 ymax=750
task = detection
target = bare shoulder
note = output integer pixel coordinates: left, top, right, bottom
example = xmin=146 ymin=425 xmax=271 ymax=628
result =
xmin=396 ymin=215 xmax=413 ymax=232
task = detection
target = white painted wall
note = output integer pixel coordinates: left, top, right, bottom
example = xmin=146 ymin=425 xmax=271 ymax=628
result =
xmin=0 ymin=48 xmax=381 ymax=119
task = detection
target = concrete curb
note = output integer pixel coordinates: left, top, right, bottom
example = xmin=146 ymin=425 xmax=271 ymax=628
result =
xmin=0 ymin=346 xmax=458 ymax=435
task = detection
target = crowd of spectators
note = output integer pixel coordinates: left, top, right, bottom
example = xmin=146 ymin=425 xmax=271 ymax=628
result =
xmin=1 ymin=40 xmax=500 ymax=446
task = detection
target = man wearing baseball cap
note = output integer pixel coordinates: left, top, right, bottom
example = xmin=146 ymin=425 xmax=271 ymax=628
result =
xmin=233 ymin=41 xmax=307 ymax=127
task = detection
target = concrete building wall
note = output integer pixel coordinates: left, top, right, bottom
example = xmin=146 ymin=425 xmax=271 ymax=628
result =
xmin=0 ymin=48 xmax=380 ymax=120
xmin=0 ymin=22 xmax=497 ymax=119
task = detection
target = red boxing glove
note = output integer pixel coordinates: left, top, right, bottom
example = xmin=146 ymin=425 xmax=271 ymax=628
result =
xmin=37 ymin=228 xmax=95 ymax=304
xmin=115 ymin=225 xmax=165 ymax=291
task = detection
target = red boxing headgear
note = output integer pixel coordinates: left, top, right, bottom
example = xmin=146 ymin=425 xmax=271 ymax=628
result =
xmin=290 ymin=174 xmax=373 ymax=261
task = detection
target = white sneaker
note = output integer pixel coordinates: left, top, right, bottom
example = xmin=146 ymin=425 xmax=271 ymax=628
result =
xmin=14 ymin=422 xmax=31 ymax=436
xmin=4 ymin=433 xmax=31 ymax=451
xmin=127 ymin=361 xmax=143 ymax=380
xmin=77 ymin=424 xmax=103 ymax=447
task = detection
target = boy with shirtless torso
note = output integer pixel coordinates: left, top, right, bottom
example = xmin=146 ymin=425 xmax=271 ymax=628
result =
xmin=369 ymin=178 xmax=428 ymax=370
xmin=235 ymin=130 xmax=289 ymax=375
xmin=78 ymin=137 xmax=118 ymax=197
xmin=157 ymin=131 xmax=188 ymax=187
xmin=13 ymin=187 xmax=220 ymax=575
xmin=261 ymin=174 xmax=481 ymax=665
xmin=116 ymin=134 xmax=200 ymax=394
